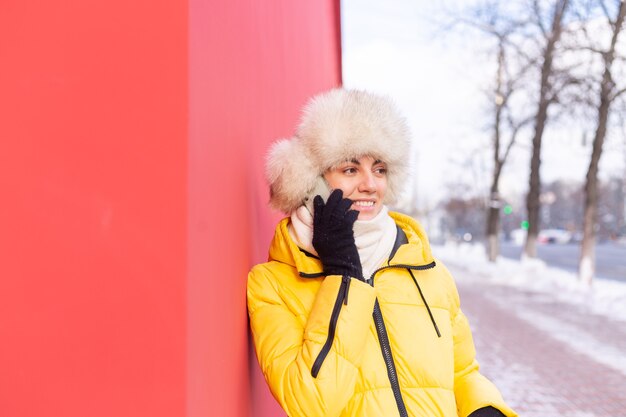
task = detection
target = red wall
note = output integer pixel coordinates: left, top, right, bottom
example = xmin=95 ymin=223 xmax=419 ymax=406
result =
xmin=189 ymin=2 xmax=341 ymax=416
xmin=0 ymin=1 xmax=340 ymax=416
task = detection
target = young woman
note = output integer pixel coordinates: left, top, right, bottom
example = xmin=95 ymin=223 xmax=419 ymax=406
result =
xmin=247 ymin=89 xmax=516 ymax=417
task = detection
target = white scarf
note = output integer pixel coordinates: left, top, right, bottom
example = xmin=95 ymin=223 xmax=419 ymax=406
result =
xmin=288 ymin=206 xmax=317 ymax=256
xmin=353 ymin=206 xmax=397 ymax=279
xmin=288 ymin=205 xmax=397 ymax=279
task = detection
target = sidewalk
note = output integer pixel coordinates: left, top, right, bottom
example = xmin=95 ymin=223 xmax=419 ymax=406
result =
xmin=448 ymin=264 xmax=626 ymax=417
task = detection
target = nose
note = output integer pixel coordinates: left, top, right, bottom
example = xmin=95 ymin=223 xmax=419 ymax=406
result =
xmin=358 ymin=171 xmax=377 ymax=193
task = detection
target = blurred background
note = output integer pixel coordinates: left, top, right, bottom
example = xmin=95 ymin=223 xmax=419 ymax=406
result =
xmin=343 ymin=0 xmax=626 ymax=283
xmin=1 ymin=1 xmax=624 ymax=417
xmin=343 ymin=3 xmax=626 ymax=416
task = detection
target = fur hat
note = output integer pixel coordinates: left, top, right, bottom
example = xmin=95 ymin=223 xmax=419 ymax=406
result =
xmin=266 ymin=88 xmax=412 ymax=213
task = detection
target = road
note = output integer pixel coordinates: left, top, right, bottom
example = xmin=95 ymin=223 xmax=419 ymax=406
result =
xmin=499 ymin=241 xmax=626 ymax=283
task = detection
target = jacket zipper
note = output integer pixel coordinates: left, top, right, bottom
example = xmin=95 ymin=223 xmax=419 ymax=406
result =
xmin=373 ymin=299 xmax=408 ymax=417
xmin=308 ymin=260 xmax=437 ymax=387
xmin=369 ymin=261 xmax=436 ymax=417
xmin=367 ymin=261 xmax=436 ymax=285
xmin=311 ymin=275 xmax=351 ymax=378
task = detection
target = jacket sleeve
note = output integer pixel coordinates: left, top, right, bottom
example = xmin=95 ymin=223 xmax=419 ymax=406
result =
xmin=437 ymin=262 xmax=517 ymax=417
xmin=247 ymin=265 xmax=376 ymax=417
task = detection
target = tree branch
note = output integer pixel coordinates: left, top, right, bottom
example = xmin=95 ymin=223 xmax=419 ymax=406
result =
xmin=567 ymin=44 xmax=608 ymax=55
xmin=499 ymin=113 xmax=532 ymax=165
xmin=612 ymin=86 xmax=626 ymax=100
xmin=532 ymin=0 xmax=548 ymax=38
xmin=599 ymin=0 xmax=617 ymax=29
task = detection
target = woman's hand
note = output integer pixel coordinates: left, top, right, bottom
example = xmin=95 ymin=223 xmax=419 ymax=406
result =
xmin=312 ymin=189 xmax=363 ymax=280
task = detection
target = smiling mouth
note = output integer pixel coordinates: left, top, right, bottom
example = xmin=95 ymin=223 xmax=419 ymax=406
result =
xmin=353 ymin=201 xmax=375 ymax=208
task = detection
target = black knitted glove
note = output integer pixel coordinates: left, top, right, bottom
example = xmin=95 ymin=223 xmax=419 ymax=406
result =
xmin=468 ymin=406 xmax=507 ymax=417
xmin=312 ymin=189 xmax=363 ymax=280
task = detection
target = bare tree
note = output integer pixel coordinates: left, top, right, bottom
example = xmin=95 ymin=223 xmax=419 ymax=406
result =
xmin=523 ymin=0 xmax=572 ymax=259
xmin=445 ymin=2 xmax=534 ymax=261
xmin=486 ymin=37 xmax=533 ymax=261
xmin=579 ymin=0 xmax=626 ymax=285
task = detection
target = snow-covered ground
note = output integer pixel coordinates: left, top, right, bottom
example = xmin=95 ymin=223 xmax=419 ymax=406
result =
xmin=433 ymin=242 xmax=626 ymax=324
xmin=435 ymin=243 xmax=626 ymax=415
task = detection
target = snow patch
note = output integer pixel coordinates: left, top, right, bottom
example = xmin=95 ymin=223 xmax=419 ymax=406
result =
xmin=434 ymin=242 xmax=626 ymax=323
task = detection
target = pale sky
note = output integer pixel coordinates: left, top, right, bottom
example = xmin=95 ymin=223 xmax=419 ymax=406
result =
xmin=341 ymin=0 xmax=626 ymax=210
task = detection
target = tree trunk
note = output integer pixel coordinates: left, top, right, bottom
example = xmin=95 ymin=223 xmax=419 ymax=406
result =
xmin=487 ymin=134 xmax=503 ymax=263
xmin=486 ymin=41 xmax=505 ymax=263
xmin=524 ymin=99 xmax=547 ymax=259
xmin=486 ymin=159 xmax=503 ymax=263
xmin=581 ymin=98 xmax=609 ymax=285
xmin=523 ymin=0 xmax=569 ymax=259
xmin=579 ymin=0 xmax=626 ymax=286
xmin=580 ymin=189 xmax=597 ymax=286
xmin=486 ymin=205 xmax=501 ymax=262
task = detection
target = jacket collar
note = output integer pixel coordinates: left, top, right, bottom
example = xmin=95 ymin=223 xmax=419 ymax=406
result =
xmin=268 ymin=218 xmax=325 ymax=277
xmin=268 ymin=211 xmax=434 ymax=277
xmin=386 ymin=211 xmax=434 ymax=267
xmin=388 ymin=224 xmax=408 ymax=261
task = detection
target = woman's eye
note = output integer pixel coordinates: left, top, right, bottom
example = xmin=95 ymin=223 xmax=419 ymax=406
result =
xmin=374 ymin=167 xmax=387 ymax=175
xmin=343 ymin=167 xmax=357 ymax=174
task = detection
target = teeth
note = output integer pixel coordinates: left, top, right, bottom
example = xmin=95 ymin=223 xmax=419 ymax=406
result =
xmin=354 ymin=201 xmax=374 ymax=207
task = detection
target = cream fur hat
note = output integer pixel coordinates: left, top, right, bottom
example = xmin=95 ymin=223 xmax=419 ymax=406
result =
xmin=266 ymin=88 xmax=412 ymax=213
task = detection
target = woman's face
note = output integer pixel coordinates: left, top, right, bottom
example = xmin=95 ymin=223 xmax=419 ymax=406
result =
xmin=323 ymin=155 xmax=388 ymax=220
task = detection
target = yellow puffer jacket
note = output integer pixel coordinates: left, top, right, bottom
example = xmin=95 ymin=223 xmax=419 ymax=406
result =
xmin=248 ymin=212 xmax=517 ymax=417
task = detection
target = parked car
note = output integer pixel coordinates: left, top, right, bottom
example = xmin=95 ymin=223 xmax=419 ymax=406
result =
xmin=538 ymin=229 xmax=572 ymax=244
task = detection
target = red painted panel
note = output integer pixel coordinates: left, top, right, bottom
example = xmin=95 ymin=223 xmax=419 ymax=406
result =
xmin=0 ymin=0 xmax=340 ymax=416
xmin=188 ymin=1 xmax=341 ymax=416
xmin=0 ymin=1 xmax=187 ymax=416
